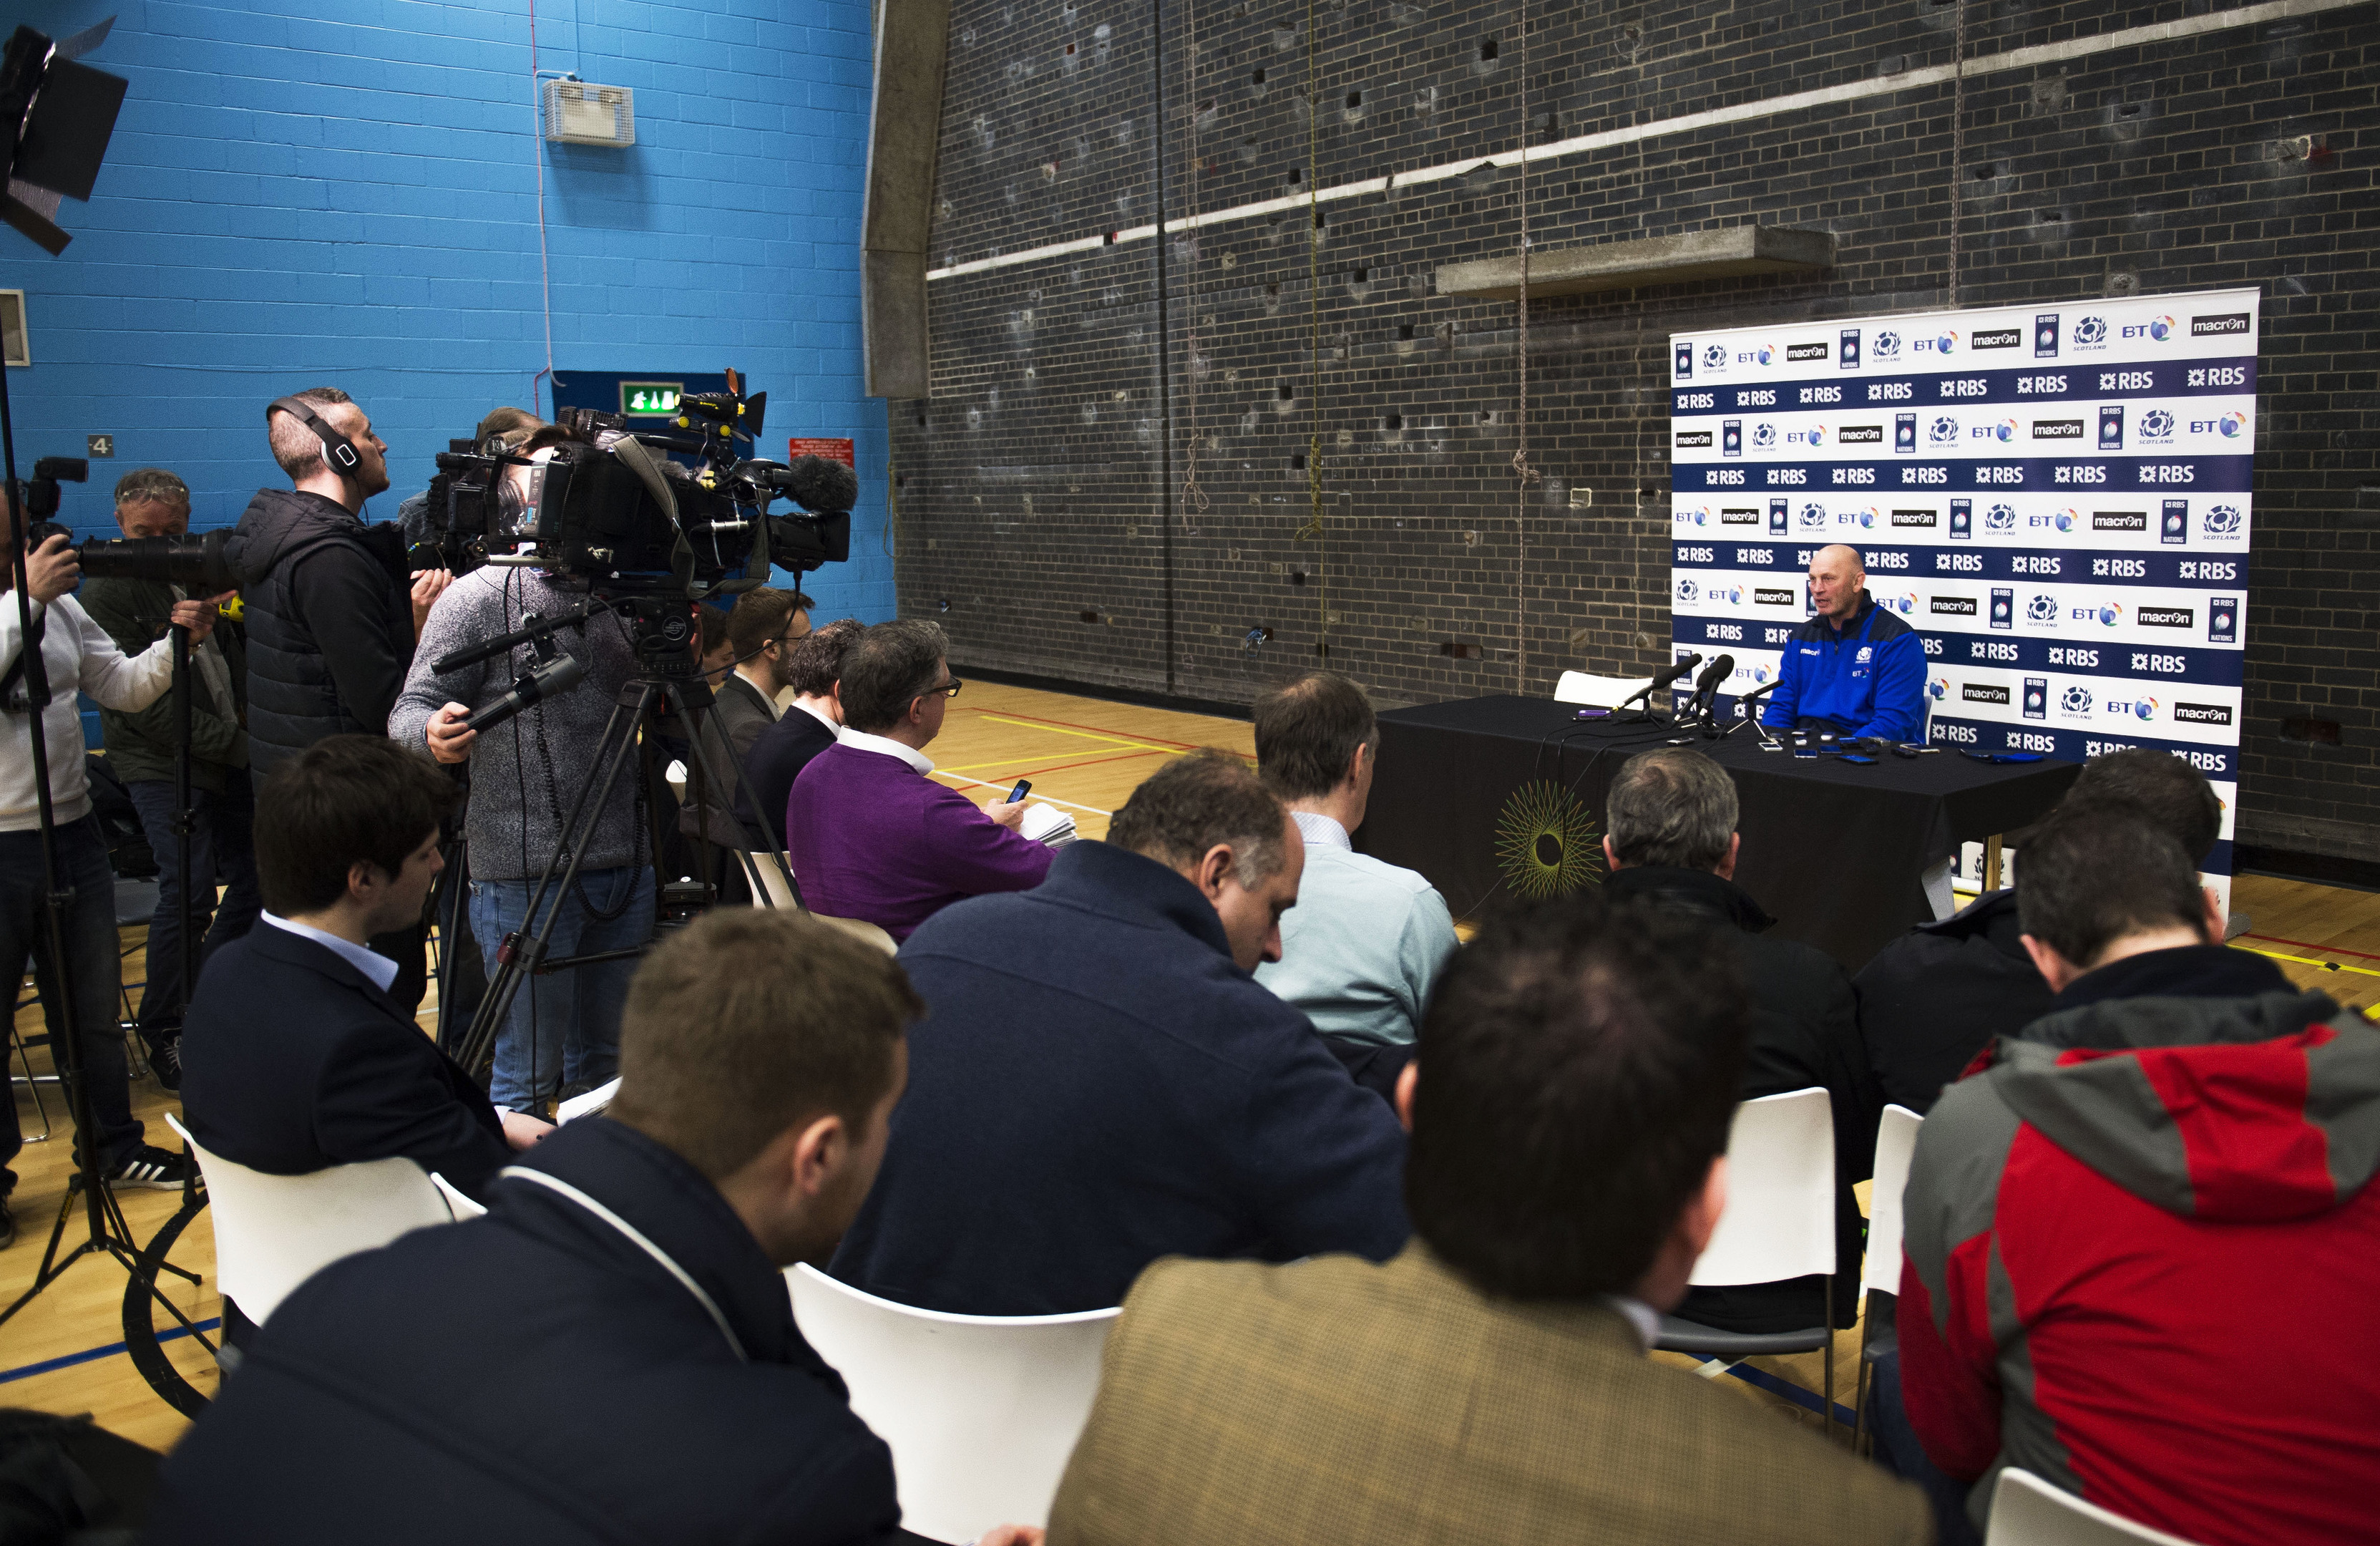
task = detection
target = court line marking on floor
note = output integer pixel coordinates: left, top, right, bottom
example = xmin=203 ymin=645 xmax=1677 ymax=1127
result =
xmin=967 ymin=706 xmax=1224 ymax=753
xmin=2236 ymin=943 xmax=2380 ymax=984
xmin=0 ymin=1316 xmax=223 ymax=1386
xmin=976 ymin=716 xmax=1191 ymax=757
xmin=2244 ymin=931 xmax=2380 ymax=965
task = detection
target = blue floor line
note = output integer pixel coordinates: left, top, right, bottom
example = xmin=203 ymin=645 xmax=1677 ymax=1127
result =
xmin=1702 ymin=1356 xmax=1861 ymax=1426
xmin=1 ymin=1317 xmax=222 ymax=1385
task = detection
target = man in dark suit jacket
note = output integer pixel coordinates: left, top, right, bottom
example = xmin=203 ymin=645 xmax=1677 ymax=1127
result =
xmin=180 ymin=736 xmax=548 ymax=1330
xmin=830 ymin=750 xmax=1410 ymax=1315
xmin=153 ymin=909 xmax=1041 ymax=1546
xmin=1599 ymin=747 xmax=1881 ymax=1336
xmin=1046 ymin=891 xmax=1928 ymax=1546
xmin=679 ymin=588 xmax=811 ymax=853
xmin=744 ymin=618 xmax=862 ymax=850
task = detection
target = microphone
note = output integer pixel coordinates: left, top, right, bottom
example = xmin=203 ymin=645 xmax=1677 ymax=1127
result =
xmin=464 ymin=649 xmax=587 ymax=735
xmin=779 ymin=454 xmax=859 ymax=515
xmin=1616 ymin=652 xmax=1699 ymax=715
xmin=1690 ymin=653 xmax=1735 ymax=697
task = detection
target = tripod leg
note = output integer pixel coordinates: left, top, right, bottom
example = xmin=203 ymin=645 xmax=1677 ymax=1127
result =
xmin=670 ymin=685 xmax=805 ymax=910
xmin=454 ymin=684 xmax=660 ymax=1091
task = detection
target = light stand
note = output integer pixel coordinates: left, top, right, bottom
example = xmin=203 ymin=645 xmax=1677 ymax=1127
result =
xmin=0 ymin=15 xmax=208 ymax=1348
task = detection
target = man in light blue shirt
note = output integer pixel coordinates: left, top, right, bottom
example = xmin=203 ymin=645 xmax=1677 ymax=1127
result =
xmin=1253 ymin=673 xmax=1458 ymax=1066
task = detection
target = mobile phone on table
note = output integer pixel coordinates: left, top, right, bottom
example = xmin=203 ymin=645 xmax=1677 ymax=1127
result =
xmin=1842 ymin=754 xmax=1878 ymax=765
xmin=1008 ymin=779 xmax=1033 ymax=803
xmin=1793 ymin=747 xmax=1818 ymax=759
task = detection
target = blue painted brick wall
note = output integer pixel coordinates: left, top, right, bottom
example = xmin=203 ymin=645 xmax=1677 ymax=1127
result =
xmin=5 ymin=0 xmax=891 ymax=623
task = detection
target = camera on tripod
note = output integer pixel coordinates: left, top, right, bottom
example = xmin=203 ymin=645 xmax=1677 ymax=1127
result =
xmin=411 ymin=384 xmax=856 ymax=593
xmin=16 ymin=456 xmax=240 ymax=593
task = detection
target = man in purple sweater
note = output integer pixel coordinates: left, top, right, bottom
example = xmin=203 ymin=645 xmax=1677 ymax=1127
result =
xmin=786 ymin=620 xmax=1053 ymax=940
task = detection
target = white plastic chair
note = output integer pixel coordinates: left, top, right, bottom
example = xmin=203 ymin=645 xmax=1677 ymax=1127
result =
xmin=734 ymin=850 xmax=799 ymax=909
xmin=786 ymin=1264 xmax=1118 ymax=1540
xmin=430 ymin=1172 xmax=488 ymax=1219
xmin=1986 ymin=1467 xmax=2205 ymax=1546
xmin=1554 ymin=670 xmax=1643 ymax=708
xmin=1654 ymin=1086 xmax=1840 ymax=1425
xmin=1853 ymin=1104 xmax=1924 ymax=1450
xmin=166 ymin=1112 xmax=462 ymax=1326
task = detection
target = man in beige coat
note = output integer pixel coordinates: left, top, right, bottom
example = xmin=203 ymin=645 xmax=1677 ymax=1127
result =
xmin=1048 ymin=890 xmax=1930 ymax=1545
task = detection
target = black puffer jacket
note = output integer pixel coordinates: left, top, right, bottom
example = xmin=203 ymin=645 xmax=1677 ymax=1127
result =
xmin=224 ymin=488 xmax=414 ymax=777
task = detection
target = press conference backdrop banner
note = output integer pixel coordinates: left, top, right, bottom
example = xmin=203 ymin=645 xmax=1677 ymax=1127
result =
xmin=1667 ymin=289 xmax=2257 ymax=910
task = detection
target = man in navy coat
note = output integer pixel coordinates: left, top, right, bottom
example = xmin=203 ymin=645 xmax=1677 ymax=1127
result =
xmin=180 ymin=735 xmax=547 ymax=1222
xmin=831 ymin=749 xmax=1410 ymax=1316
xmin=155 ymin=908 xmax=1043 ymax=1546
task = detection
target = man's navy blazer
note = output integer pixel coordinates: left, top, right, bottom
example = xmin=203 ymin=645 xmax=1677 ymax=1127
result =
xmin=150 ymin=1119 xmax=903 ymax=1546
xmin=829 ymin=840 xmax=1412 ymax=1316
xmin=744 ymin=706 xmax=837 ymax=850
xmin=180 ymin=921 xmax=510 ymax=1201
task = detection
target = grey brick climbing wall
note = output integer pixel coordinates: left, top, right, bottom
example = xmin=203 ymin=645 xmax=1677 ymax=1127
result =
xmin=890 ymin=0 xmax=2379 ymax=865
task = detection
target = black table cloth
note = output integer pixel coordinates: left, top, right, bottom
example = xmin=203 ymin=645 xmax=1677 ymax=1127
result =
xmin=1356 ymin=696 xmax=2081 ymax=971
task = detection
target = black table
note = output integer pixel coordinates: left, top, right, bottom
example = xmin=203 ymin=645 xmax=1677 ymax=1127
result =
xmin=1356 ymin=696 xmax=2082 ymax=971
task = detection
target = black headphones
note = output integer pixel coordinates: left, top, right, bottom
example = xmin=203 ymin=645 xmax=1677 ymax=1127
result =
xmin=267 ymin=396 xmax=364 ymax=481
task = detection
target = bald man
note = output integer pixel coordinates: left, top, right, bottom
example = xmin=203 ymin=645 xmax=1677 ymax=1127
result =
xmin=1759 ymin=545 xmax=1926 ymax=742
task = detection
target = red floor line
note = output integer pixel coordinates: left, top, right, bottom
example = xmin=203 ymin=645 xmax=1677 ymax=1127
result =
xmin=935 ymin=748 xmax=1171 ymax=783
xmin=957 ymin=704 xmax=1219 ymax=753
xmin=2243 ymin=932 xmax=2380 ymax=964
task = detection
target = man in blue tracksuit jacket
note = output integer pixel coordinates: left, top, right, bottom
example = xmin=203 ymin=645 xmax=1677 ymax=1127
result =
xmin=1761 ymin=544 xmax=1928 ymax=742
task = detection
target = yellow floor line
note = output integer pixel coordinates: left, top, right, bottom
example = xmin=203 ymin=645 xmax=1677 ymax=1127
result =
xmin=975 ymin=716 xmax=1186 ymax=757
xmin=2236 ymin=943 xmax=2380 ymax=984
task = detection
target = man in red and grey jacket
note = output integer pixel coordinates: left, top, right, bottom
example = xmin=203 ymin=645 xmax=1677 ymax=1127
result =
xmin=1898 ymin=802 xmax=2380 ymax=1545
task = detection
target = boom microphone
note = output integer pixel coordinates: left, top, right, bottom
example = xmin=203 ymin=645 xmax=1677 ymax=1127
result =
xmin=1690 ymin=654 xmax=1735 ymax=696
xmin=779 ymin=454 xmax=858 ymax=515
xmin=1616 ymin=652 xmax=1702 ymax=717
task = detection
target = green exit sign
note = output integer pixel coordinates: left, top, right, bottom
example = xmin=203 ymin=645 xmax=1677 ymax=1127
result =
xmin=620 ymin=381 xmax=683 ymax=417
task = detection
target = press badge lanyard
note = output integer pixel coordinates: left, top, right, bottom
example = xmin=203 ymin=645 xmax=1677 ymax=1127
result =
xmin=500 ymin=1166 xmax=750 ymax=1363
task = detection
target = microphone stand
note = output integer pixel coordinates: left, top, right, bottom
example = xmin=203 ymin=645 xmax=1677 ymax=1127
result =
xmin=0 ymin=356 xmax=205 ymax=1335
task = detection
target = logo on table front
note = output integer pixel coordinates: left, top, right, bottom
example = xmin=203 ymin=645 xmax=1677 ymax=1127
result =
xmin=1493 ymin=782 xmax=1602 ymax=902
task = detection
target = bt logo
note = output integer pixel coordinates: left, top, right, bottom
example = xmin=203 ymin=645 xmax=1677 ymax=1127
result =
xmin=1887 ymin=592 xmax=1918 ymax=616
xmin=1985 ymin=502 xmax=2018 ymax=532
xmin=1916 ymin=331 xmax=1959 ymax=354
xmin=1679 ymin=506 xmax=1710 ymax=527
xmin=1787 ymin=424 xmax=1828 ymax=447
xmin=1836 ymin=506 xmax=1879 ymax=529
xmin=2219 ymin=409 xmax=2248 ymax=438
xmin=1971 ymin=417 xmax=2017 ymax=442
xmin=1722 ymin=585 xmax=1745 ymax=606
xmin=1927 ymin=675 xmax=1950 ymax=700
xmin=2072 ymin=315 xmax=2107 ymax=345
xmin=2123 ymin=314 xmax=2178 ymax=341
xmin=1739 ymin=341 xmax=1780 ymax=366
xmin=2072 ymin=601 xmax=2125 ymax=627
xmin=2106 ymin=697 xmax=2159 ymax=721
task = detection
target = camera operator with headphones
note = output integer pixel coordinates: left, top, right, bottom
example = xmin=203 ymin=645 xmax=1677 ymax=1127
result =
xmin=389 ymin=424 xmax=653 ymax=1121
xmin=228 ymin=387 xmax=451 ymax=1006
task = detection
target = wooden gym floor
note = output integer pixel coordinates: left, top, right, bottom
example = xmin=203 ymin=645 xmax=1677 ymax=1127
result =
xmin=5 ymin=679 xmax=2374 ymax=1452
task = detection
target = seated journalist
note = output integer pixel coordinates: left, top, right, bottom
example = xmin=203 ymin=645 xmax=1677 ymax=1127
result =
xmin=679 ymin=585 xmax=809 ymax=855
xmin=830 ymin=749 xmax=1410 ymax=1315
xmin=1599 ymin=747 xmax=1878 ymax=1337
xmin=1046 ymin=890 xmax=1928 ymax=1546
xmin=744 ymin=617 xmax=862 ymax=851
xmin=1856 ymin=745 xmax=2231 ymax=1114
xmin=786 ymin=619 xmax=1050 ymax=940
xmin=1760 ymin=544 xmax=1926 ymax=742
xmin=1250 ymin=672 xmax=1457 ymax=1074
xmin=1892 ymin=803 xmax=2374 ymax=1545
xmin=154 ymin=908 xmax=1043 ymax=1546
xmin=178 ymin=735 xmax=550 ymax=1346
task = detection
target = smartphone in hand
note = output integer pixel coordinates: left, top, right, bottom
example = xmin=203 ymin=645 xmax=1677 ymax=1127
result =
xmin=1008 ymin=779 xmax=1033 ymax=803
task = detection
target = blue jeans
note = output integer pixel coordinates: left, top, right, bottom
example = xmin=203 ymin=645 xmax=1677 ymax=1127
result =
xmin=1869 ymin=1345 xmax=1982 ymax=1546
xmin=469 ymin=865 xmax=653 ymax=1114
xmin=125 ymin=771 xmax=263 ymax=1032
xmin=0 ymin=815 xmax=143 ymax=1189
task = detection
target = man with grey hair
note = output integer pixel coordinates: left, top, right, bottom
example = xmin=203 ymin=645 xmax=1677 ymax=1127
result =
xmin=1600 ymin=747 xmax=1880 ymax=1338
xmin=82 ymin=468 xmax=259 ymax=1084
xmin=829 ymin=749 xmax=1410 ymax=1315
xmin=785 ymin=618 xmax=1047 ymax=940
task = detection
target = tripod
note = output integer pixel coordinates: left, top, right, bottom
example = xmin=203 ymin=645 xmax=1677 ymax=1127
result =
xmin=447 ymin=598 xmax=799 ymax=1089
xmin=0 ymin=361 xmax=206 ymax=1340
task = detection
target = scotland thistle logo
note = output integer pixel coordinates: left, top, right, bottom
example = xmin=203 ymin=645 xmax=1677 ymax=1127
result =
xmin=2073 ymin=316 xmax=2107 ymax=345
xmin=2026 ymin=594 xmax=2058 ymax=623
xmin=2061 ymin=684 xmax=2093 ymax=715
xmin=2204 ymin=504 xmax=2243 ymax=536
xmin=1872 ymin=330 xmax=1901 ymax=360
xmin=1985 ymin=503 xmax=2018 ymax=532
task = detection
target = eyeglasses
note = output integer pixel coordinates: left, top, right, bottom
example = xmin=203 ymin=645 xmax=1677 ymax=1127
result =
xmin=923 ymin=676 xmax=962 ymax=700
